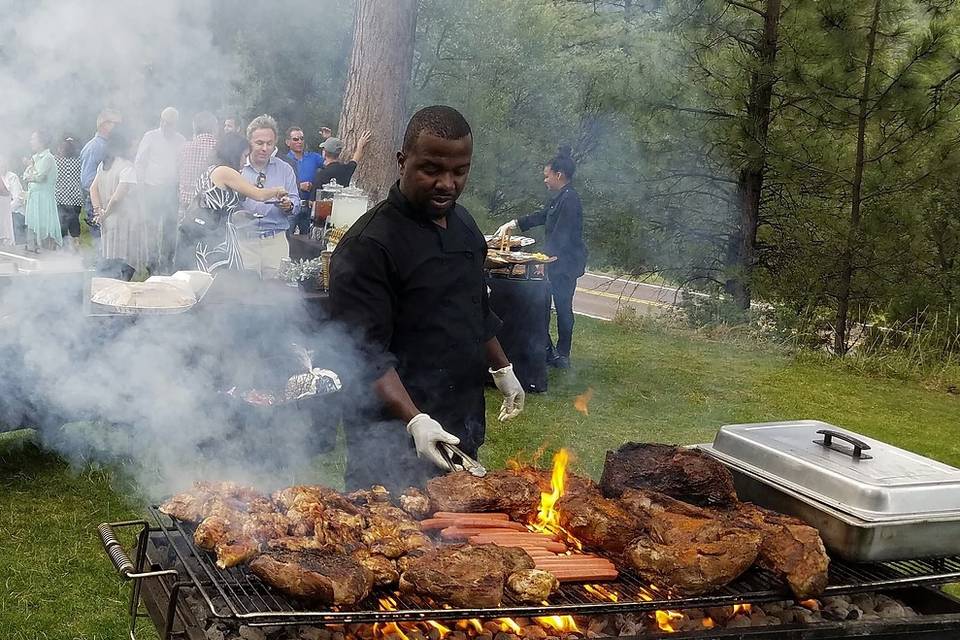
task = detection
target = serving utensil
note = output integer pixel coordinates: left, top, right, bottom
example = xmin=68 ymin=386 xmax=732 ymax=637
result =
xmin=436 ymin=441 xmax=487 ymax=477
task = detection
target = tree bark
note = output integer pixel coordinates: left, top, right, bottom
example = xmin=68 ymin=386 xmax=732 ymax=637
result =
xmin=834 ymin=0 xmax=882 ymax=355
xmin=724 ymin=0 xmax=781 ymax=310
xmin=337 ymin=0 xmax=418 ymax=202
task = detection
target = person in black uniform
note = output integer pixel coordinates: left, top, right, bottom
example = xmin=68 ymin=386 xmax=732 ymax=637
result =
xmin=496 ymin=146 xmax=587 ymax=369
xmin=329 ymin=105 xmax=525 ymax=491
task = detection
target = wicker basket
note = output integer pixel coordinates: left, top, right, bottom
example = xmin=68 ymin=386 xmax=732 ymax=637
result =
xmin=321 ymin=251 xmax=333 ymax=290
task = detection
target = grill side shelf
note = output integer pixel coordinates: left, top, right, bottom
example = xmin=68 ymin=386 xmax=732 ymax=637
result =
xmin=146 ymin=506 xmax=960 ymax=625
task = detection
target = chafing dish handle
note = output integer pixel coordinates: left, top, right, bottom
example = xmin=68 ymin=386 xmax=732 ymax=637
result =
xmin=815 ymin=429 xmax=873 ymax=460
xmin=98 ymin=521 xmax=179 ymax=579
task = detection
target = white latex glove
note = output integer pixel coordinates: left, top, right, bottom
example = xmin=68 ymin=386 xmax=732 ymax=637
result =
xmin=491 ymin=364 xmax=525 ymax=421
xmin=495 ymin=219 xmax=518 ymax=238
xmin=406 ymin=413 xmax=461 ymax=470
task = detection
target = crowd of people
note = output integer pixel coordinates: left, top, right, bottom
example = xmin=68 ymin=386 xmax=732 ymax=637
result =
xmin=0 ymin=107 xmax=370 ymax=278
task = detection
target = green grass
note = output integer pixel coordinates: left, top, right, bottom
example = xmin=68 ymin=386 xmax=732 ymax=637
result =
xmin=483 ymin=317 xmax=960 ymax=476
xmin=0 ymin=432 xmax=150 ymax=639
xmin=2 ymin=316 xmax=959 ymax=637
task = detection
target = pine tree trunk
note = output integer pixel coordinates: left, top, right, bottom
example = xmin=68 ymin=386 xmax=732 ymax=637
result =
xmin=337 ymin=0 xmax=418 ymax=203
xmin=835 ymin=0 xmax=882 ymax=355
xmin=724 ymin=0 xmax=781 ymax=310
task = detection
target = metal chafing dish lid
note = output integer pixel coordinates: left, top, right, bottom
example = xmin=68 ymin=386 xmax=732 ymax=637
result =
xmin=708 ymin=420 xmax=960 ymax=521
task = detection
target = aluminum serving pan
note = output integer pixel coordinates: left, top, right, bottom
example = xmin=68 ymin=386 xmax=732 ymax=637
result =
xmin=697 ymin=420 xmax=960 ymax=562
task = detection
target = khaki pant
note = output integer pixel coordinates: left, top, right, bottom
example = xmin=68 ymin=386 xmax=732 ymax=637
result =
xmin=237 ymin=232 xmax=289 ymax=279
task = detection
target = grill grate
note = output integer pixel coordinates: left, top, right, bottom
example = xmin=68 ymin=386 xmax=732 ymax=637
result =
xmin=147 ymin=506 xmax=960 ymax=626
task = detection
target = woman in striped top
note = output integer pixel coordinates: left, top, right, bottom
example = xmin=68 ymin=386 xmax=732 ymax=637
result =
xmin=180 ymin=133 xmax=286 ymax=272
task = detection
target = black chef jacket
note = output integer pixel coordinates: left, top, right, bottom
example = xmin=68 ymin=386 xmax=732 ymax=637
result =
xmin=518 ymin=184 xmax=587 ymax=278
xmin=329 ymin=183 xmax=502 ymax=490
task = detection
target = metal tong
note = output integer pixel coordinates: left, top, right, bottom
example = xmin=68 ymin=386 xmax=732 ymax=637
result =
xmin=436 ymin=441 xmax=487 ymax=477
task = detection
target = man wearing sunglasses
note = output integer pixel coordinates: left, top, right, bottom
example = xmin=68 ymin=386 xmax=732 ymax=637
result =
xmin=284 ymin=126 xmax=324 ymax=236
xmin=238 ymin=114 xmax=300 ymax=278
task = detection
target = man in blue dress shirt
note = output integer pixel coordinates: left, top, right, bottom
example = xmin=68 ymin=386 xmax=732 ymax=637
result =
xmin=238 ymin=114 xmax=300 ymax=278
xmin=283 ymin=126 xmax=324 ymax=236
xmin=79 ymin=108 xmax=122 ymax=247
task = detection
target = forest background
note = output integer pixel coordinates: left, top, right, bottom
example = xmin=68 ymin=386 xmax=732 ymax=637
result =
xmin=6 ymin=0 xmax=960 ymax=358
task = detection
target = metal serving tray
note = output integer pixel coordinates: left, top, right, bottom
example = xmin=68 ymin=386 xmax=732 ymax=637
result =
xmin=698 ymin=420 xmax=960 ymax=562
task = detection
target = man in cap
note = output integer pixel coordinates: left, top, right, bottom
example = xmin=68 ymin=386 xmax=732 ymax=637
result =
xmin=329 ymin=106 xmax=524 ymax=491
xmin=309 ymin=131 xmax=372 ymax=217
xmin=135 ymin=106 xmax=186 ymax=273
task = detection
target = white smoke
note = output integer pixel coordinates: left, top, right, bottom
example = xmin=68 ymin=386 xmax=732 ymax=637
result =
xmin=0 ymin=0 xmax=369 ymax=499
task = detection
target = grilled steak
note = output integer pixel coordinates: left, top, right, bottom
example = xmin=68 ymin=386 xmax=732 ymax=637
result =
xmin=249 ymin=548 xmax=374 ymax=605
xmin=621 ymin=488 xmax=761 ymax=595
xmin=718 ymin=503 xmax=829 ymax=599
xmin=426 ymin=471 xmax=541 ymax=520
xmin=556 ymin=493 xmax=646 ymax=553
xmin=600 ymin=443 xmax=739 ymax=507
xmin=620 ymin=488 xmax=828 ymax=599
xmin=399 ymin=543 xmax=535 ymax=607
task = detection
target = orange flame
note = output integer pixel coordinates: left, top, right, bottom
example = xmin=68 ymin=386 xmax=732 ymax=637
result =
xmin=573 ymin=388 xmax=594 ymax=416
xmin=374 ymin=623 xmax=411 ymax=640
xmin=702 ymin=617 xmax=716 ymax=629
xmin=655 ymin=610 xmax=684 ymax=633
xmin=731 ymin=603 xmax=752 ymax=616
xmin=528 ymin=448 xmax=582 ymax=550
xmin=584 ymin=584 xmax=619 ymax=602
xmin=425 ymin=621 xmax=451 ymax=638
xmin=496 ymin=618 xmax=522 ymax=633
xmin=799 ymin=599 xmax=819 ymax=611
xmin=535 ymin=615 xmax=580 ymax=633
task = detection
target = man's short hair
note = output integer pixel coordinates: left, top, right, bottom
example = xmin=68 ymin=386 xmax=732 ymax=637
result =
xmin=402 ymin=105 xmax=472 ymax=153
xmin=246 ymin=114 xmax=279 ymax=140
xmin=193 ymin=111 xmax=218 ymax=136
xmin=285 ymin=126 xmax=304 ymax=139
xmin=96 ymin=108 xmax=121 ymax=129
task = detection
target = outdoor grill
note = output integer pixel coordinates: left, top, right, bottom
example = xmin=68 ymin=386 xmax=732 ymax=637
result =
xmin=100 ymin=507 xmax=960 ymax=640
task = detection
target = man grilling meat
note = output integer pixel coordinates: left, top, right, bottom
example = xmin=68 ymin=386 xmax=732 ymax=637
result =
xmin=330 ymin=105 xmax=524 ymax=491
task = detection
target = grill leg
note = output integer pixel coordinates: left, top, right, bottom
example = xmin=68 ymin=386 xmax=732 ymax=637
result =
xmin=163 ymin=581 xmax=184 ymax=640
xmin=130 ymin=526 xmax=149 ymax=620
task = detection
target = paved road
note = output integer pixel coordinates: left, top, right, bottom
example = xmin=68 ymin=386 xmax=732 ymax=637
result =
xmin=573 ymin=273 xmax=685 ymax=321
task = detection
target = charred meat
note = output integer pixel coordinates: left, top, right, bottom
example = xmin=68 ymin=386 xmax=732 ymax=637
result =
xmin=620 ymin=488 xmax=828 ymax=599
xmin=600 ymin=443 xmax=739 ymax=507
xmin=556 ymin=493 xmax=646 ymax=553
xmin=399 ymin=543 xmax=535 ymax=608
xmin=624 ymin=531 xmax=761 ymax=596
xmin=426 ymin=471 xmax=541 ymax=521
xmin=249 ymin=548 xmax=374 ymax=605
xmin=718 ymin=502 xmax=829 ymax=599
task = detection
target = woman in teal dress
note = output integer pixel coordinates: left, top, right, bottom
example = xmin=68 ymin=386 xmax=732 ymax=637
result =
xmin=23 ymin=130 xmax=62 ymax=251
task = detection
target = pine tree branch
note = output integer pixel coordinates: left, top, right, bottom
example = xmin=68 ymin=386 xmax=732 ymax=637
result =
xmin=725 ymin=0 xmax=767 ymax=18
